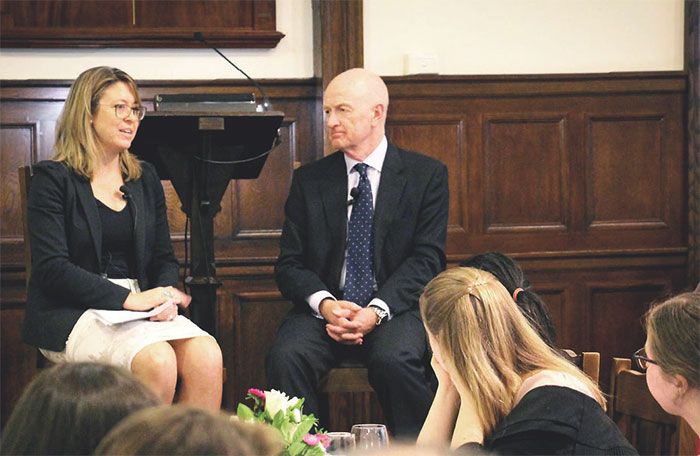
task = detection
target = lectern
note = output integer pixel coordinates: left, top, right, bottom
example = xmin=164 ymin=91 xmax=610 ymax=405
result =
xmin=129 ymin=111 xmax=284 ymax=336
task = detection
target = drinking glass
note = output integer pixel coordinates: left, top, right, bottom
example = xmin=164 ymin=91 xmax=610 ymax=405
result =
xmin=326 ymin=432 xmax=355 ymax=455
xmin=351 ymin=424 xmax=389 ymax=451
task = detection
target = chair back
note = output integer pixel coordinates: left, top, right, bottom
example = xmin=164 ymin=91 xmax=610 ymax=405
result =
xmin=19 ymin=166 xmax=32 ymax=288
xmin=608 ymin=357 xmax=697 ymax=455
xmin=563 ymin=349 xmax=600 ymax=385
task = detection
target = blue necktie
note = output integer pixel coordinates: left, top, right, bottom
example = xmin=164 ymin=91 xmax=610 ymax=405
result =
xmin=344 ymin=163 xmax=374 ymax=307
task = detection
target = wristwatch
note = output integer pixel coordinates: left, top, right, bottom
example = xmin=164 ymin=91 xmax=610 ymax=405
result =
xmin=369 ymin=305 xmax=388 ymax=326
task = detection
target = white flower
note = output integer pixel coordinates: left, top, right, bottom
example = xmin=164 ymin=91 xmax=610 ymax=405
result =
xmin=293 ymin=408 xmax=302 ymax=423
xmin=265 ymin=389 xmax=300 ymax=418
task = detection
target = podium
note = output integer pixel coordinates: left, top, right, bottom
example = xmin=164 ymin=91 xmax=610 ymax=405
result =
xmin=129 ymin=111 xmax=284 ymax=336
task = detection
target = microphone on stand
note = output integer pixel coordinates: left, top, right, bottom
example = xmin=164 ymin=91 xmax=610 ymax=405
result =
xmin=347 ymin=187 xmax=360 ymax=206
xmin=193 ymin=31 xmax=272 ymax=112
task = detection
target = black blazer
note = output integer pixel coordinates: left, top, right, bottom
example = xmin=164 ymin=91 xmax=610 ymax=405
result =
xmin=22 ymin=160 xmax=179 ymax=351
xmin=275 ymin=142 xmax=449 ymax=316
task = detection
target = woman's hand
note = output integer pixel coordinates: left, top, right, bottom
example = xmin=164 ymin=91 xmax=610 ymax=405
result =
xmin=432 ymin=354 xmax=457 ymax=394
xmin=123 ymin=286 xmax=192 ymax=311
xmin=149 ymin=301 xmax=179 ymax=322
xmin=417 ymin=355 xmax=461 ymax=447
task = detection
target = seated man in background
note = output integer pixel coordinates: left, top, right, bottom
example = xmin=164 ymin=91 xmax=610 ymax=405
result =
xmin=266 ymin=68 xmax=449 ymax=437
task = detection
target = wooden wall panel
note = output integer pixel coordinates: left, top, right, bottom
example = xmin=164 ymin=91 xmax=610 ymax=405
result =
xmin=230 ymin=119 xmax=294 ymax=239
xmin=531 ymin=284 xmax=569 ymax=346
xmin=0 ymin=73 xmax=692 ymax=427
xmin=587 ymin=115 xmax=666 ymax=229
xmin=0 ymin=126 xmax=33 ymax=241
xmin=482 ymin=113 xmax=568 ymax=232
xmin=386 ymin=115 xmax=466 ymax=235
xmin=587 ymin=281 xmax=671 ymax=392
xmin=219 ymin=291 xmax=292 ymax=412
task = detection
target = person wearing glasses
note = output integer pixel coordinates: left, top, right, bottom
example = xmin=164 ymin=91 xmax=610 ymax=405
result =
xmin=22 ymin=67 xmax=223 ymax=409
xmin=417 ymin=267 xmax=637 ymax=454
xmin=636 ymin=291 xmax=699 ymax=436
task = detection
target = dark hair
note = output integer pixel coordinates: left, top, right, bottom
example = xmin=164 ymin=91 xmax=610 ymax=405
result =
xmin=94 ymin=405 xmax=284 ymax=455
xmin=0 ymin=362 xmax=160 ymax=455
xmin=460 ymin=252 xmax=557 ymax=347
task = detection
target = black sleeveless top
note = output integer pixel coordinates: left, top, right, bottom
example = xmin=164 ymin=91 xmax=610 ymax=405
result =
xmin=96 ymin=199 xmax=135 ymax=279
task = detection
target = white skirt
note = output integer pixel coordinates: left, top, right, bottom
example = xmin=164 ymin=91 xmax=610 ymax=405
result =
xmin=40 ymin=279 xmax=212 ymax=370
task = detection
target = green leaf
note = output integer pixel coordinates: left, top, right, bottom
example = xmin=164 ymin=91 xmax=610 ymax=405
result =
xmin=291 ymin=417 xmax=314 ymax=444
xmin=236 ymin=403 xmax=254 ymax=421
xmin=306 ymin=445 xmax=325 ymax=456
xmin=286 ymin=441 xmax=305 ymax=456
xmin=272 ymin=409 xmax=286 ymax=429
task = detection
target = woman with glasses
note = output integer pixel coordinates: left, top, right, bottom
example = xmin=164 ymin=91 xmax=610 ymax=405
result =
xmin=22 ymin=67 xmax=223 ymax=409
xmin=637 ymin=292 xmax=699 ymax=436
xmin=417 ymin=267 xmax=636 ymax=454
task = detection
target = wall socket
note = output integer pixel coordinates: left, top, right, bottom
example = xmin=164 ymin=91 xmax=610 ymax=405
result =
xmin=404 ymin=53 xmax=439 ymax=75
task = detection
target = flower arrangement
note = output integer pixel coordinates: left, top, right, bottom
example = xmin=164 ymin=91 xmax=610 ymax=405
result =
xmin=237 ymin=388 xmax=329 ymax=456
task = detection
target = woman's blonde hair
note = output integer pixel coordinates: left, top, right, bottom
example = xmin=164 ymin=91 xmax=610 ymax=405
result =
xmin=645 ymin=292 xmax=699 ymax=389
xmin=420 ymin=267 xmax=604 ymax=435
xmin=53 ymin=66 xmax=142 ymax=180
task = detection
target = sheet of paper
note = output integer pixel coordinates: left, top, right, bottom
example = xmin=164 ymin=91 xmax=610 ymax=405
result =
xmin=91 ymin=300 xmax=173 ymax=326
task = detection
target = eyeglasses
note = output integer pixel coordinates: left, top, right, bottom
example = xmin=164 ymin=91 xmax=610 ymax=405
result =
xmin=633 ymin=347 xmax=658 ymax=371
xmin=99 ymin=103 xmax=146 ymax=121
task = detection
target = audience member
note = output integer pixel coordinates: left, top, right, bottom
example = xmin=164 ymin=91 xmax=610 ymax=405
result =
xmin=266 ymin=68 xmax=449 ymax=437
xmin=94 ymin=404 xmax=284 ymax=455
xmin=0 ymin=362 xmax=159 ymax=455
xmin=22 ymin=66 xmax=222 ymax=408
xmin=460 ymin=252 xmax=556 ymax=347
xmin=639 ymin=291 xmax=699 ymax=435
xmin=417 ymin=267 xmax=637 ymax=454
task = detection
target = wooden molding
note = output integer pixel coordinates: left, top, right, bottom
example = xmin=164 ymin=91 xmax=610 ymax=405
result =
xmin=686 ymin=1 xmax=700 ymax=286
xmin=0 ymin=0 xmax=283 ymax=49
xmin=0 ymin=28 xmax=284 ymax=49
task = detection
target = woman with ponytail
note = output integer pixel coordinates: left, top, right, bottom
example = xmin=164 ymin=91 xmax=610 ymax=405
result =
xmin=417 ymin=267 xmax=636 ymax=454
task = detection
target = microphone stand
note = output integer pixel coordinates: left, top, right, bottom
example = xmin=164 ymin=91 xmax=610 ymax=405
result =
xmin=193 ymin=31 xmax=272 ymax=111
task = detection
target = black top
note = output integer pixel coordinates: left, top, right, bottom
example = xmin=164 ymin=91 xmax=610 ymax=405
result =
xmin=458 ymin=386 xmax=638 ymax=455
xmin=97 ymin=199 xmax=135 ymax=279
xmin=23 ymin=160 xmax=179 ymax=351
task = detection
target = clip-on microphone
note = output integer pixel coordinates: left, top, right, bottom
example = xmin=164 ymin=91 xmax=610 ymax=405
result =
xmin=347 ymin=187 xmax=360 ymax=206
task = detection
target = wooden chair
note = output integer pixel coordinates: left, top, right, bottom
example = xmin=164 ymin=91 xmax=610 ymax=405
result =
xmin=608 ymin=358 xmax=698 ymax=455
xmin=19 ymin=166 xmax=50 ymax=369
xmin=563 ymin=349 xmax=600 ymax=385
xmin=19 ymin=166 xmax=32 ymax=289
xmin=318 ymin=358 xmax=384 ymax=432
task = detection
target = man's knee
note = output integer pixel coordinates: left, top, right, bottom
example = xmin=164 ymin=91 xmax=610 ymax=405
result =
xmin=265 ymin=341 xmax=304 ymax=377
xmin=366 ymin=344 xmax=428 ymax=387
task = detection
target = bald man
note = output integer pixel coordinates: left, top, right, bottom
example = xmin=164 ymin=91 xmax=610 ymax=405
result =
xmin=266 ymin=69 xmax=449 ymax=437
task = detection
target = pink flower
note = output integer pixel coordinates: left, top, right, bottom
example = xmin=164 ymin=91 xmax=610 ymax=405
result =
xmin=303 ymin=434 xmax=320 ymax=446
xmin=248 ymin=388 xmax=265 ymax=400
xmin=317 ymin=434 xmax=330 ymax=449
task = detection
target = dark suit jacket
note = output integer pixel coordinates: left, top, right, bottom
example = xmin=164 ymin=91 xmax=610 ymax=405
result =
xmin=275 ymin=142 xmax=449 ymax=316
xmin=22 ymin=160 xmax=179 ymax=351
